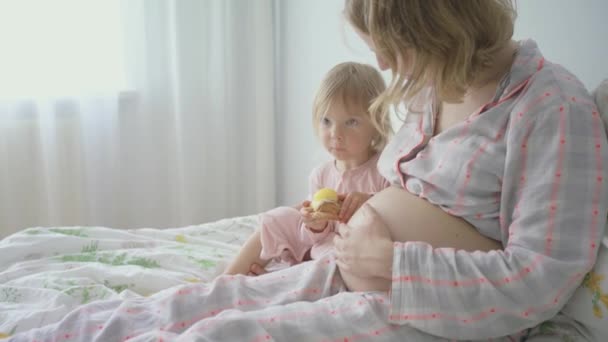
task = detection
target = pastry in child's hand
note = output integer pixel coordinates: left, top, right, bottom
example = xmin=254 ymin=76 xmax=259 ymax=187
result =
xmin=308 ymin=188 xmax=341 ymax=220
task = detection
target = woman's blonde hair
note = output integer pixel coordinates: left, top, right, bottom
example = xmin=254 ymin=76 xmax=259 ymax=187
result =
xmin=344 ymin=0 xmax=516 ymax=116
xmin=312 ymin=62 xmax=392 ymax=152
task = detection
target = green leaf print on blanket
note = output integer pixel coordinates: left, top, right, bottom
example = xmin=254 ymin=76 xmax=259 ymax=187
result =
xmin=22 ymin=228 xmax=87 ymax=236
xmin=523 ymin=321 xmax=578 ymax=342
xmin=63 ymin=285 xmax=110 ymax=304
xmin=81 ymin=241 xmax=99 ymax=253
xmin=21 ymin=227 xmax=88 ymax=237
xmin=58 ymin=241 xmax=160 ymax=269
xmin=187 ymin=256 xmax=217 ymax=269
xmin=48 ymin=228 xmax=89 ymax=237
xmin=126 ymin=257 xmax=161 ymax=268
xmin=0 ymin=288 xmax=21 ymax=303
xmin=41 ymin=278 xmax=135 ymax=303
xmin=582 ymin=271 xmax=608 ymax=318
xmin=103 ymin=280 xmax=135 ymax=294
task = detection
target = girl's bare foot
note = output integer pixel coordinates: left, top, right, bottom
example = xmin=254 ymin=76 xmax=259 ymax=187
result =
xmin=247 ymin=263 xmax=268 ymax=276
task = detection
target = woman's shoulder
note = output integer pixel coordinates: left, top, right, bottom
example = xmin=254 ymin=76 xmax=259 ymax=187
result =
xmin=499 ymin=63 xmax=600 ymax=151
xmin=502 ymin=40 xmax=594 ymax=119
xmin=533 ymin=60 xmax=591 ymax=99
xmin=508 ymin=60 xmax=596 ymax=125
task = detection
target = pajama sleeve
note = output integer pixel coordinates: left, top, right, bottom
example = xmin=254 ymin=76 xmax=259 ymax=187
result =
xmin=388 ymin=99 xmax=608 ymax=339
xmin=378 ymin=176 xmax=391 ymax=192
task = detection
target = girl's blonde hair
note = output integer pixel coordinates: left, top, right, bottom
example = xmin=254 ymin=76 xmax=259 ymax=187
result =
xmin=312 ymin=62 xmax=392 ymax=152
xmin=344 ymin=0 xmax=516 ymax=117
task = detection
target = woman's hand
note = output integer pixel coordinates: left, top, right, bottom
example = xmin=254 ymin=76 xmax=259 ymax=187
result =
xmin=333 ymin=203 xmax=394 ymax=279
xmin=338 ymin=192 xmax=373 ymax=223
xmin=300 ymin=200 xmax=329 ymax=232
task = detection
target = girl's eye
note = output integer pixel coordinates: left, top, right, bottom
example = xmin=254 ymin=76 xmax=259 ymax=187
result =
xmin=346 ymin=118 xmax=358 ymax=126
xmin=321 ymin=117 xmax=331 ymax=126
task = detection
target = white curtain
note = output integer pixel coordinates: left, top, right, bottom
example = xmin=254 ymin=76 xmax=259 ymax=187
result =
xmin=0 ymin=0 xmax=276 ymax=235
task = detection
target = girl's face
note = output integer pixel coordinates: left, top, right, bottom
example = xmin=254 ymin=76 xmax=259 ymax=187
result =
xmin=319 ymin=99 xmax=376 ymax=163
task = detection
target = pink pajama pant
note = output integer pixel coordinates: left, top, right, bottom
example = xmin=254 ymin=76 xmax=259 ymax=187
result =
xmin=259 ymin=206 xmax=335 ymax=264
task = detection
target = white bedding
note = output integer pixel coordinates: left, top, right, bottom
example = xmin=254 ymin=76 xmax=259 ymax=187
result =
xmin=2 ymin=217 xmax=608 ymax=340
xmin=0 ymin=215 xmax=258 ymax=338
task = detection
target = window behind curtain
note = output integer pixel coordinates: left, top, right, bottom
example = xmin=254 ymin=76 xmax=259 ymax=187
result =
xmin=0 ymin=0 xmax=127 ymax=100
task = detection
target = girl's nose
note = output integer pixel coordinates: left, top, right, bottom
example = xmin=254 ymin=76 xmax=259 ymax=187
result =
xmin=331 ymin=127 xmax=343 ymax=140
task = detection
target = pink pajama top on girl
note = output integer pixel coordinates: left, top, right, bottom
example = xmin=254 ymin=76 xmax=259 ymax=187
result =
xmin=259 ymin=153 xmax=390 ymax=263
xmin=377 ymin=39 xmax=608 ymax=339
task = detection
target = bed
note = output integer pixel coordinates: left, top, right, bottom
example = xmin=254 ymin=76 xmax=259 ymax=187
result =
xmin=0 ymin=215 xmax=259 ymax=338
xmin=2 ymin=81 xmax=608 ymax=341
xmin=3 ymin=217 xmax=608 ymax=341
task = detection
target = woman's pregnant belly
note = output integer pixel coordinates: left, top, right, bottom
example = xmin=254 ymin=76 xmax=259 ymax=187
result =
xmin=340 ymin=186 xmax=501 ymax=292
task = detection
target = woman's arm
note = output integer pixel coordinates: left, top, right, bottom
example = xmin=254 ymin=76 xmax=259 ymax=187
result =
xmin=334 ymin=189 xmax=501 ymax=291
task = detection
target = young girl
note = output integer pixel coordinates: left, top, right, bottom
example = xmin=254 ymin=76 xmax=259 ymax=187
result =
xmin=223 ymin=62 xmax=392 ymax=275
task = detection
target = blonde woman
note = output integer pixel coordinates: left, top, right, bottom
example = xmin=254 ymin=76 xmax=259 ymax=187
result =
xmin=12 ymin=1 xmax=607 ymax=341
xmin=224 ymin=62 xmax=392 ymax=276
xmin=331 ymin=0 xmax=607 ymax=340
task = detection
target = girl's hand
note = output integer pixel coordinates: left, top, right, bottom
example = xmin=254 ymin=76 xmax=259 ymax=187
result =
xmin=300 ymin=200 xmax=329 ymax=232
xmin=338 ymin=192 xmax=373 ymax=223
xmin=333 ymin=203 xmax=394 ymax=279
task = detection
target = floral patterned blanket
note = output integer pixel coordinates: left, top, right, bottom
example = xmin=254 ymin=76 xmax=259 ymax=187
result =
xmin=0 ymin=215 xmax=258 ymax=338
xmin=2 ymin=214 xmax=608 ymax=341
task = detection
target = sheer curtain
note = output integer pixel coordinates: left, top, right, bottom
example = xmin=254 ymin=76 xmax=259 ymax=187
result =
xmin=0 ymin=0 xmax=276 ymax=236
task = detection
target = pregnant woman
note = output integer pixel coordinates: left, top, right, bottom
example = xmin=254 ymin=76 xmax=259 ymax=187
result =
xmin=330 ymin=1 xmax=608 ymax=340
xmin=10 ymin=1 xmax=607 ymax=341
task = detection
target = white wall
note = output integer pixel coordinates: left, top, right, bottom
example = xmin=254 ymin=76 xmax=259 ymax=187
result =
xmin=275 ymin=0 xmax=608 ymax=206
xmin=513 ymin=0 xmax=608 ymax=90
